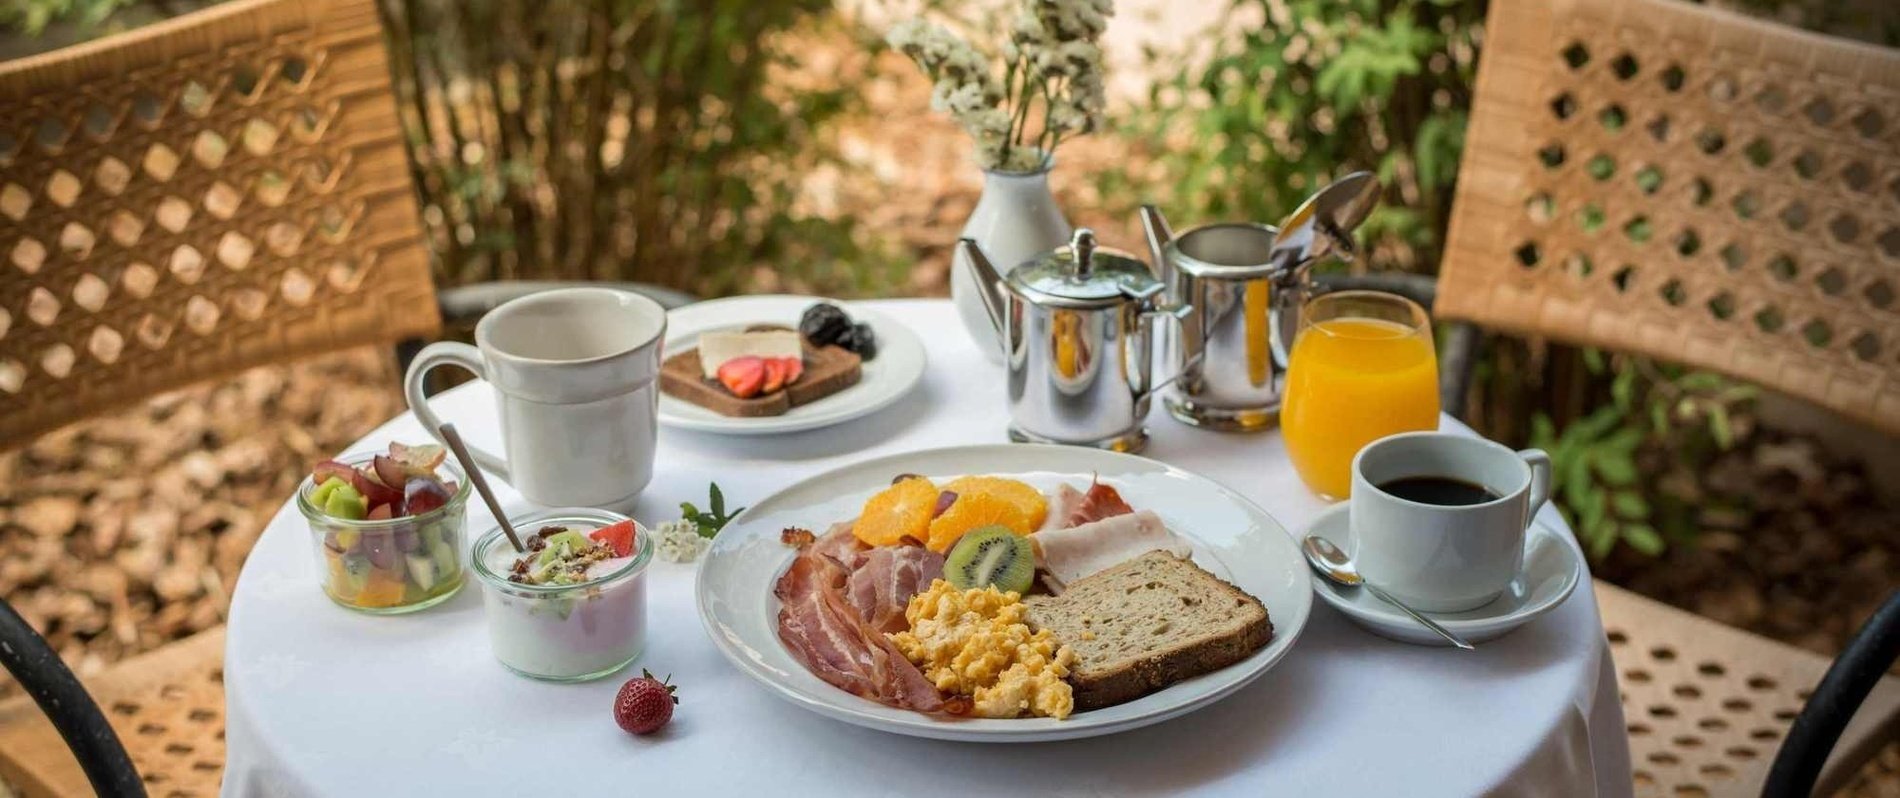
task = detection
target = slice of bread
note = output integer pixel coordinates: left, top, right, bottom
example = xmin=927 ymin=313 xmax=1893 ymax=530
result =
xmin=1024 ymin=550 xmax=1273 ymax=710
xmin=659 ymin=340 xmax=861 ymax=417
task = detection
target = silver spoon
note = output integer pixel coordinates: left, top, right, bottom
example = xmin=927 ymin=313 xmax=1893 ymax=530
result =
xmin=1302 ymin=534 xmax=1474 ymax=651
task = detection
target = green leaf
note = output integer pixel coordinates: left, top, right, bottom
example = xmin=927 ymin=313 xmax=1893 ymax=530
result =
xmin=710 ymin=483 xmax=726 ymax=517
xmin=1582 ymin=348 xmax=1606 ymax=374
xmin=1564 ymin=453 xmax=1595 ymax=503
xmin=1603 ymin=427 xmax=1645 ymax=454
xmin=1571 ymin=406 xmax=1626 ymax=443
xmin=1594 ymin=449 xmax=1639 ymax=486
xmin=1677 ymin=371 xmax=1727 ymax=392
xmin=1530 ymin=413 xmax=1557 ymax=449
xmin=1622 ymin=524 xmax=1665 ymax=556
xmin=1611 ymin=368 xmax=1636 ymax=411
xmin=1579 ymin=486 xmax=1607 ymax=532
xmin=1650 ymin=402 xmax=1669 ymax=435
xmin=1709 ymin=405 xmax=1734 ymax=449
xmin=1611 ymin=491 xmax=1650 ymax=520
xmin=1588 ymin=528 xmax=1617 ymax=560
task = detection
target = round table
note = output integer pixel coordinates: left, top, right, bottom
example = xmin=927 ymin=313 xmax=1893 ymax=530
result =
xmin=222 ymin=299 xmax=1633 ymax=797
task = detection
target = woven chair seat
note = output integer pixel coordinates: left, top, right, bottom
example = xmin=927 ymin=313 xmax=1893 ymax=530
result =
xmin=0 ymin=627 xmax=226 ymax=797
xmin=1597 ymin=582 xmax=1900 ymax=796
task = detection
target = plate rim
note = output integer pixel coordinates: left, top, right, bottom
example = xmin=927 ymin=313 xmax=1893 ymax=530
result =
xmin=694 ymin=443 xmax=1313 ymax=741
xmin=657 ymin=295 xmax=927 ymax=435
xmin=1304 ymin=502 xmax=1583 ymax=633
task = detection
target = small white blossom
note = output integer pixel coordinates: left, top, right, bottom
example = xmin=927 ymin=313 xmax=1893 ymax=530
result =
xmin=889 ymin=0 xmax=1112 ymax=172
xmin=655 ymin=519 xmax=710 ymax=563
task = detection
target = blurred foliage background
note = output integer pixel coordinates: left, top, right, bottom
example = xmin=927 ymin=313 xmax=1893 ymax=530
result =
xmin=4 ymin=0 xmax=1896 ymax=567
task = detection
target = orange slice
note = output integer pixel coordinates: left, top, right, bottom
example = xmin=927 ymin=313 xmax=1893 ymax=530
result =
xmin=943 ymin=476 xmax=1048 ymax=531
xmin=854 ymin=477 xmax=939 ymax=547
xmin=926 ymin=491 xmax=1032 ymax=552
xmin=353 ymin=571 xmax=408 ymax=608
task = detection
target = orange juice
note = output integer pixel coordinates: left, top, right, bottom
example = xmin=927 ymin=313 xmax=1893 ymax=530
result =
xmin=1282 ymin=315 xmax=1440 ymax=499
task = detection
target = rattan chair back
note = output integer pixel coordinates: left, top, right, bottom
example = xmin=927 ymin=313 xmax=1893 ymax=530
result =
xmin=0 ymin=0 xmax=439 ymax=449
xmin=1437 ymin=0 xmax=1900 ymax=434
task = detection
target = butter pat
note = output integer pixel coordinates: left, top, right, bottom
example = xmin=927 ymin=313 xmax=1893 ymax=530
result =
xmin=697 ymin=330 xmax=803 ymax=378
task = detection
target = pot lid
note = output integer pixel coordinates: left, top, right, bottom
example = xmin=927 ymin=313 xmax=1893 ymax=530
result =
xmin=1007 ymin=228 xmax=1160 ymax=307
xmin=1268 ymin=171 xmax=1381 ymax=269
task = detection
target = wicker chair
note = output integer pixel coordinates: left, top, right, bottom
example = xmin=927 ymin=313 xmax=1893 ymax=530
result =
xmin=0 ymin=0 xmax=437 ymax=794
xmin=1438 ymin=0 xmax=1900 ymax=794
xmin=0 ymin=0 xmax=701 ymax=794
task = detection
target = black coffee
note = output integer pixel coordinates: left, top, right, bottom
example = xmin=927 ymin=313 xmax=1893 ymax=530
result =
xmin=1377 ymin=476 xmax=1500 ymax=506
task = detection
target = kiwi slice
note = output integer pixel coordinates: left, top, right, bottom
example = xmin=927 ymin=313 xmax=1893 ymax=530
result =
xmin=943 ymin=526 xmax=1035 ymax=595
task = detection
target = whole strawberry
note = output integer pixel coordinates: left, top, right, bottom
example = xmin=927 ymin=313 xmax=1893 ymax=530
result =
xmin=613 ymin=670 xmax=678 ymax=735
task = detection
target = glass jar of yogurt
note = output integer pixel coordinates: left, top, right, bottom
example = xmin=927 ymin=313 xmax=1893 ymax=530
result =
xmin=471 ymin=508 xmax=651 ymax=682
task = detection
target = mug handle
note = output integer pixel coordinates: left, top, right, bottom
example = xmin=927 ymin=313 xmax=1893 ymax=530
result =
xmin=403 ymin=341 xmax=510 ymax=482
xmin=1518 ymin=448 xmax=1553 ymax=517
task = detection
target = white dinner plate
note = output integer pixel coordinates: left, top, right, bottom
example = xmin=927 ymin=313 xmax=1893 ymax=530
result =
xmin=695 ymin=444 xmax=1313 ymax=742
xmin=1303 ymin=503 xmax=1584 ymax=646
xmin=657 ymin=295 xmax=926 ymax=435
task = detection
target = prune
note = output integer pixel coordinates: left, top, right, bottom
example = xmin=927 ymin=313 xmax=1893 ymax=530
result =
xmin=839 ymin=321 xmax=878 ymax=360
xmin=799 ymin=303 xmax=853 ymax=347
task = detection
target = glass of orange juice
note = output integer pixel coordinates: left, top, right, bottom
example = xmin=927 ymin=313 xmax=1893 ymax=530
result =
xmin=1281 ymin=290 xmax=1440 ymax=499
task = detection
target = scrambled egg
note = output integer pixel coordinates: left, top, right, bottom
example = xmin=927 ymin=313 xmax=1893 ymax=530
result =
xmin=888 ymin=579 xmax=1076 ymax=719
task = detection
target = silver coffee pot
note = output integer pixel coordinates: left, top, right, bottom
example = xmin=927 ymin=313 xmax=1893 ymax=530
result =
xmin=959 ymin=228 xmax=1187 ymax=453
xmin=1139 ymin=172 xmax=1381 ymax=430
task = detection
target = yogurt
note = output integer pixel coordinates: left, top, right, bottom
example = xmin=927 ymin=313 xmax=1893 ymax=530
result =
xmin=471 ymin=509 xmax=651 ymax=682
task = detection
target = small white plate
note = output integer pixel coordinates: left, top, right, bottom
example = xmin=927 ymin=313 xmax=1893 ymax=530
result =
xmin=658 ymin=295 xmax=926 ymax=435
xmin=695 ymin=444 xmax=1313 ymax=742
xmin=1303 ymin=503 xmax=1583 ymax=646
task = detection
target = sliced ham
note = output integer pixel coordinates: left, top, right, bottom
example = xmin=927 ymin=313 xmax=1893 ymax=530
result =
xmin=775 ymin=526 xmax=946 ymax=713
xmin=1031 ymin=509 xmax=1192 ymax=592
xmin=847 ymin=544 xmax=944 ymax=634
xmin=1040 ymin=478 xmax=1137 ymax=532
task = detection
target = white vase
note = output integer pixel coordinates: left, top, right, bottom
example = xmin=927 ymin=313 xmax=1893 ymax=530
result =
xmin=954 ymin=163 xmax=1072 ymax=363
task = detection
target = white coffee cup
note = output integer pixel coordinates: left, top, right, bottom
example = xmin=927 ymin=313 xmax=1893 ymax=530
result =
xmin=1349 ymin=432 xmax=1553 ymax=613
xmin=403 ymin=287 xmax=666 ymax=511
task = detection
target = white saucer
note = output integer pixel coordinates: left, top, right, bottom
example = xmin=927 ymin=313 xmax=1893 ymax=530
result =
xmin=1303 ymin=503 xmax=1584 ymax=646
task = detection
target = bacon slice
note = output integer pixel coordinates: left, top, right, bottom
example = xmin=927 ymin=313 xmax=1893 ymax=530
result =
xmin=775 ymin=525 xmax=945 ymax=712
xmin=847 ymin=544 xmax=944 ymax=634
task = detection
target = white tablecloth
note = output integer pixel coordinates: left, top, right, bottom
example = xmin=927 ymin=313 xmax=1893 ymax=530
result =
xmin=222 ymin=299 xmax=1632 ymax=797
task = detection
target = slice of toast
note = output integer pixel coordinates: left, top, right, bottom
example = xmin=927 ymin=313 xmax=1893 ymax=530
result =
xmin=1024 ymin=550 xmax=1273 ymax=710
xmin=660 ymin=340 xmax=862 ymax=417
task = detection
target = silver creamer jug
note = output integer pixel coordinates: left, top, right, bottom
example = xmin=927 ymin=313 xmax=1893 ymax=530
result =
xmin=958 ymin=228 xmax=1187 ymax=453
xmin=1140 ymin=172 xmax=1381 ymax=430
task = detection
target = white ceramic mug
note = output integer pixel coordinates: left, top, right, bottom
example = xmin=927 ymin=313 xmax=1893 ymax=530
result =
xmin=403 ymin=288 xmax=666 ymax=511
xmin=1349 ymin=432 xmax=1553 ymax=613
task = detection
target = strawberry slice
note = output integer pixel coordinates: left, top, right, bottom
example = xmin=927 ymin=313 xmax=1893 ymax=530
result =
xmin=716 ymin=356 xmax=766 ymax=398
xmin=779 ymin=356 xmax=804 ymax=385
xmin=761 ymin=358 xmax=787 ymax=394
xmin=589 ymin=520 xmax=637 ymax=557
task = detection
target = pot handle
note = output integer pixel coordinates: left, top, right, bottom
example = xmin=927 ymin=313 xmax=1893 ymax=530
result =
xmin=1139 ymin=302 xmax=1198 ymax=402
xmin=1268 ymin=269 xmax=1312 ymax=370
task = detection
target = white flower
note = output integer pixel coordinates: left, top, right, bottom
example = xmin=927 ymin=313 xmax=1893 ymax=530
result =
xmin=932 ymin=80 xmax=992 ymax=115
xmin=655 ymin=519 xmax=709 ymax=563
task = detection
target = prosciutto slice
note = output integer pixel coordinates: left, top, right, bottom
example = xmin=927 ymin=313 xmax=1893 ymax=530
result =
xmin=847 ymin=544 xmax=944 ymax=634
xmin=1039 ymin=478 xmax=1137 ymax=531
xmin=775 ymin=526 xmax=946 ymax=712
xmin=1032 ymin=509 xmax=1191 ymax=593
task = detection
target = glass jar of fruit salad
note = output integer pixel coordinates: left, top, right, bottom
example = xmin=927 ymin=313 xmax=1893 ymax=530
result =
xmin=295 ymin=449 xmax=471 ymax=614
xmin=471 ymin=508 xmax=651 ymax=682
